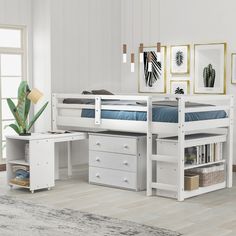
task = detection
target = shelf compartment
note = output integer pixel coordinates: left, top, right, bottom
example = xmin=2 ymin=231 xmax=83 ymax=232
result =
xmin=184 ymin=134 xmax=226 ymax=148
xmin=9 ymin=183 xmax=30 ymax=189
xmin=8 ymin=159 xmax=29 ymax=166
xmin=184 ymin=181 xmax=226 ymax=199
xmin=157 ymin=133 xmax=227 ymax=148
xmin=184 ymin=159 xmax=225 ymax=170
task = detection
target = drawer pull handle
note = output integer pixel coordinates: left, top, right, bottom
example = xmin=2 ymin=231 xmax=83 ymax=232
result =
xmin=123 ymin=161 xmax=128 ymax=166
xmin=123 ymin=178 xmax=128 ymax=183
xmin=96 ymin=173 xmax=100 ymax=178
xmin=96 ymin=142 xmax=101 ymax=146
xmin=123 ymin=144 xmax=128 ymax=149
xmin=95 ymin=157 xmax=100 ymax=162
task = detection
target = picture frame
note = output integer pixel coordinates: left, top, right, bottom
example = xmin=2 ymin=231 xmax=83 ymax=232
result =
xmin=194 ymin=43 xmax=226 ymax=94
xmin=231 ymin=53 xmax=236 ymax=84
xmin=170 ymin=45 xmax=190 ymax=74
xmin=139 ymin=46 xmax=166 ymax=93
xmin=170 ymin=80 xmax=190 ymax=95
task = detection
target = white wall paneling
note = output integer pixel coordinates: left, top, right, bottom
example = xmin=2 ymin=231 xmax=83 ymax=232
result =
xmin=51 ymin=0 xmax=121 ymax=94
xmin=32 ymin=0 xmax=52 ymax=132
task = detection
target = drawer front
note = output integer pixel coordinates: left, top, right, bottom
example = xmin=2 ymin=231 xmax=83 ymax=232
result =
xmin=89 ymin=135 xmax=137 ymax=155
xmin=89 ymin=167 xmax=137 ymax=190
xmin=89 ymin=151 xmax=137 ymax=172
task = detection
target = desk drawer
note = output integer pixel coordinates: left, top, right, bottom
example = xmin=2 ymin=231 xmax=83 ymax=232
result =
xmin=89 ymin=167 xmax=137 ymax=190
xmin=89 ymin=151 xmax=137 ymax=172
xmin=89 ymin=135 xmax=137 ymax=155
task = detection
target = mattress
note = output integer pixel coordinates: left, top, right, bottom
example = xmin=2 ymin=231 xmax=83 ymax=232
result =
xmin=81 ymin=106 xmax=227 ymax=123
xmin=63 ymin=99 xmax=227 ymax=123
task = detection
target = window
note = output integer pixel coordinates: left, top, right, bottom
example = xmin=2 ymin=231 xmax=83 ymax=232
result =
xmin=0 ymin=26 xmax=27 ymax=163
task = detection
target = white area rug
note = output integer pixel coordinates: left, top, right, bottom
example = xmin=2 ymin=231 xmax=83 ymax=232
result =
xmin=0 ymin=195 xmax=181 ymax=236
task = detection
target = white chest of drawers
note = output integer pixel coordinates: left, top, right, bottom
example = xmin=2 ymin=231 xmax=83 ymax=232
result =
xmin=89 ymin=131 xmax=147 ymax=191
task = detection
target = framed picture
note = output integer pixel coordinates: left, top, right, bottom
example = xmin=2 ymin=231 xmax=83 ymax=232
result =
xmin=231 ymin=53 xmax=236 ymax=84
xmin=194 ymin=43 xmax=226 ymax=94
xmin=170 ymin=80 xmax=189 ymax=95
xmin=139 ymin=46 xmax=166 ymax=93
xmin=170 ymin=45 xmax=190 ymax=74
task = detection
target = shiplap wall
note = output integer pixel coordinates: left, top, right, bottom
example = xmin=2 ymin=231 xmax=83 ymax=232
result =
xmin=32 ymin=0 xmax=52 ymax=132
xmin=50 ymin=0 xmax=121 ymax=94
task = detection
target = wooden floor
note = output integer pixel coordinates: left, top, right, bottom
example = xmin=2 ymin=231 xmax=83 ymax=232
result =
xmin=1 ymin=168 xmax=236 ymax=236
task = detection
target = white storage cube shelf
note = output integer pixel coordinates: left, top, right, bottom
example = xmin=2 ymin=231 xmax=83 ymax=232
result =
xmin=6 ymin=137 xmax=55 ymax=193
xmin=156 ymin=133 xmax=227 ymax=199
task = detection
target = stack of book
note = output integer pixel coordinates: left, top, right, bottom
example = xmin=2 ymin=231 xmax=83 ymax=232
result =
xmin=185 ymin=143 xmax=223 ymax=165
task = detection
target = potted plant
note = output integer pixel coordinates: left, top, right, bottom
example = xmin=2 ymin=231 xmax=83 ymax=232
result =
xmin=7 ymin=81 xmax=48 ymax=135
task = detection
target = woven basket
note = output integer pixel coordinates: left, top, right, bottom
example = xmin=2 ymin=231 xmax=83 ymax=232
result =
xmin=187 ymin=164 xmax=225 ymax=187
xmin=198 ymin=170 xmax=225 ymax=187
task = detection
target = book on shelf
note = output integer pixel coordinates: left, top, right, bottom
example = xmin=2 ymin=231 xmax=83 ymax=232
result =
xmin=185 ymin=142 xmax=223 ymax=166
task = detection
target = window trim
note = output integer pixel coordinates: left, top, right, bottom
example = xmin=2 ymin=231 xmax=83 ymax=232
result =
xmin=0 ymin=25 xmax=27 ymax=162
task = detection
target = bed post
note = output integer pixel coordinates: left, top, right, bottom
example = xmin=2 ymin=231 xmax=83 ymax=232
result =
xmin=147 ymin=96 xmax=153 ymax=196
xmin=52 ymin=93 xmax=58 ymax=131
xmin=177 ymin=97 xmax=185 ymax=201
xmin=95 ymin=96 xmax=101 ymax=125
xmin=226 ymin=95 xmax=234 ymax=188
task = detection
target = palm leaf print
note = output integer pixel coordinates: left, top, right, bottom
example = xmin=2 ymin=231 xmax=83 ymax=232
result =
xmin=175 ymin=51 xmax=184 ymax=66
xmin=143 ymin=51 xmax=161 ymax=87
xmin=175 ymin=87 xmax=184 ymax=94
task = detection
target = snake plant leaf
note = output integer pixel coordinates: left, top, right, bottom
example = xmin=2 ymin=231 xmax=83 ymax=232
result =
xmin=17 ymin=81 xmax=28 ymax=122
xmin=27 ymin=102 xmax=49 ymax=132
xmin=7 ymin=98 xmax=25 ymax=129
xmin=8 ymin=124 xmax=20 ymax=134
xmin=24 ymin=85 xmax=31 ymax=120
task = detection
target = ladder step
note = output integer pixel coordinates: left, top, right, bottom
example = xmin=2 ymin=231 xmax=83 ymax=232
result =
xmin=152 ymin=154 xmax=177 ymax=163
xmin=151 ymin=182 xmax=177 ymax=192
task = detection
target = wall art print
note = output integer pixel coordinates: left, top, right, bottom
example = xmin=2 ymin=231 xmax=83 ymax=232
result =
xmin=170 ymin=80 xmax=189 ymax=95
xmin=170 ymin=45 xmax=190 ymax=74
xmin=231 ymin=53 xmax=236 ymax=84
xmin=194 ymin=43 xmax=226 ymax=94
xmin=139 ymin=46 xmax=166 ymax=93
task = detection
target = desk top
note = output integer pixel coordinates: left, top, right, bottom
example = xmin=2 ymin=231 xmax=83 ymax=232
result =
xmin=6 ymin=131 xmax=88 ymax=141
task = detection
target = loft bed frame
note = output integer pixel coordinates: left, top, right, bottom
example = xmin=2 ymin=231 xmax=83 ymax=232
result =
xmin=52 ymin=93 xmax=234 ymax=201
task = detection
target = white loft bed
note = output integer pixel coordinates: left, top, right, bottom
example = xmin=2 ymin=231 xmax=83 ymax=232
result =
xmin=52 ymin=93 xmax=234 ymax=201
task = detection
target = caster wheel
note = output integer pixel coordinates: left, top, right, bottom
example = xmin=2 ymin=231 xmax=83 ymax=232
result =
xmin=31 ymin=190 xmax=34 ymax=194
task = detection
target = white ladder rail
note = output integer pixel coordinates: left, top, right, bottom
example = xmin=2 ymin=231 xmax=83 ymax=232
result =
xmin=151 ymin=183 xmax=177 ymax=192
xmin=151 ymin=154 xmax=177 ymax=163
xmin=146 ymin=96 xmax=153 ymax=196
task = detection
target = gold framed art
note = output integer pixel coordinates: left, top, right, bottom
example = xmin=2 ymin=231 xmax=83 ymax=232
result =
xmin=170 ymin=80 xmax=190 ymax=95
xmin=231 ymin=53 xmax=236 ymax=84
xmin=194 ymin=42 xmax=226 ymax=94
xmin=138 ymin=45 xmax=166 ymax=93
xmin=170 ymin=45 xmax=190 ymax=74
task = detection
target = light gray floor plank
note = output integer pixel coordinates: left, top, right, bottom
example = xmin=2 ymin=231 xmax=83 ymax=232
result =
xmin=1 ymin=168 xmax=236 ymax=236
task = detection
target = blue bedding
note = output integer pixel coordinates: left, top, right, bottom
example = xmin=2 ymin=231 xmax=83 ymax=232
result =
xmin=81 ymin=106 xmax=227 ymax=123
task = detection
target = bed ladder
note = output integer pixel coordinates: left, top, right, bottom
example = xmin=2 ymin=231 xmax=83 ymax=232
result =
xmin=146 ymin=97 xmax=185 ymax=201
